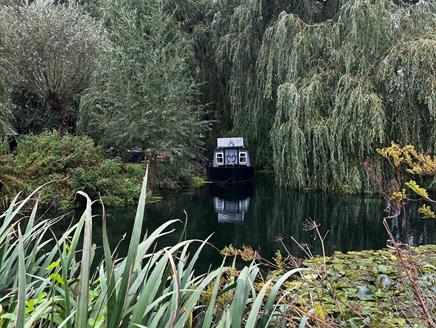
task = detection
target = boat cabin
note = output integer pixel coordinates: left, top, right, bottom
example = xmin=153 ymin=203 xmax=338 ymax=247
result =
xmin=211 ymin=137 xmax=252 ymax=167
xmin=208 ymin=137 xmax=254 ymax=183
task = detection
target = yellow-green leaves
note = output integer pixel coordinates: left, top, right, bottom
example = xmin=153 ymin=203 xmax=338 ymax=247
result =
xmin=48 ymin=273 xmax=64 ymax=285
xmin=418 ymin=205 xmax=436 ymax=219
xmin=377 ymin=143 xmax=436 ymax=177
xmin=46 ymin=261 xmax=61 ymax=271
xmin=405 ymin=180 xmax=429 ymax=199
xmin=378 ymin=143 xmax=436 ymax=220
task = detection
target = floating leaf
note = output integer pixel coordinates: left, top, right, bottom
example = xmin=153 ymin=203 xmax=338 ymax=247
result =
xmin=356 ymin=286 xmax=374 ymax=301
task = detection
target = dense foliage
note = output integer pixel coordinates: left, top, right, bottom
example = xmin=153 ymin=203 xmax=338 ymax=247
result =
xmin=0 ymin=131 xmax=142 ymax=209
xmin=0 ymin=64 xmax=9 ymax=139
xmin=188 ymin=0 xmax=435 ymax=192
xmin=9 ymin=89 xmax=60 ymax=135
xmin=79 ymin=0 xmax=205 ymax=168
xmin=0 ymin=0 xmax=102 ymax=131
xmin=0 ymin=0 xmax=434 ymax=194
xmin=0 ymin=84 xmax=8 ymax=139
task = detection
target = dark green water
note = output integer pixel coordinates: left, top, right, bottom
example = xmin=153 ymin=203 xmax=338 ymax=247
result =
xmin=82 ymin=173 xmax=436 ymax=269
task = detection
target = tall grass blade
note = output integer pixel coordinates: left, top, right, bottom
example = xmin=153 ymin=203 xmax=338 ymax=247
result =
xmin=259 ymin=268 xmax=305 ymax=326
xmin=40 ymin=214 xmax=85 ymax=277
xmin=24 ymin=198 xmax=38 ymax=235
xmin=245 ymin=278 xmax=274 ymax=328
xmin=229 ymin=267 xmax=250 ymax=327
xmin=174 ymin=268 xmax=223 ymax=327
xmin=129 ymin=254 xmax=170 ymax=325
xmin=109 ymin=165 xmax=148 ymax=328
xmin=16 ymin=226 xmax=25 ymax=328
xmin=3 ymin=183 xmax=49 ymax=234
xmin=202 ymin=265 xmax=225 ymax=328
xmin=166 ymin=248 xmax=180 ymax=327
xmin=180 ymin=237 xmax=212 ymax=287
xmin=147 ymin=302 xmax=169 ymax=328
xmin=100 ymin=199 xmax=116 ymax=326
xmin=75 ymin=192 xmax=93 ymax=328
xmin=59 ymin=244 xmax=72 ymax=328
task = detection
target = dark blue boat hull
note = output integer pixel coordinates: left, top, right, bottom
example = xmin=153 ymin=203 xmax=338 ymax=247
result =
xmin=207 ymin=166 xmax=254 ymax=184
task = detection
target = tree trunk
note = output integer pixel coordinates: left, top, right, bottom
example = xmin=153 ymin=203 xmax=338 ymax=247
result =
xmin=49 ymin=97 xmax=68 ymax=135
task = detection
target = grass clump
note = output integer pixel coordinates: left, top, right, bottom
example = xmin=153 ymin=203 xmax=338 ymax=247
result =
xmin=191 ymin=176 xmax=209 ymax=187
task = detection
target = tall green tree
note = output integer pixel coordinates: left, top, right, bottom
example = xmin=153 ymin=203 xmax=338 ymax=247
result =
xmin=0 ymin=0 xmax=102 ymax=132
xmin=79 ymin=0 xmax=205 ymax=164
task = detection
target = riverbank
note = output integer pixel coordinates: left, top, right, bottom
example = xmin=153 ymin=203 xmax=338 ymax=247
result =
xmin=0 ymin=132 xmax=206 ymax=210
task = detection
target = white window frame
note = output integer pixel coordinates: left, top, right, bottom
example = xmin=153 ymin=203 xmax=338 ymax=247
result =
xmin=216 ymin=152 xmax=224 ymax=164
xmin=239 ymin=152 xmax=247 ymax=164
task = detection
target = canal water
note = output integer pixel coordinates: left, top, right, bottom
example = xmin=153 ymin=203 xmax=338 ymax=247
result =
xmin=83 ymin=173 xmax=436 ymax=269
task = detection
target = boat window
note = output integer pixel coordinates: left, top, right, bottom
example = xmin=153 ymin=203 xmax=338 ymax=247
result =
xmin=239 ymin=152 xmax=247 ymax=163
xmin=216 ymin=152 xmax=224 ymax=164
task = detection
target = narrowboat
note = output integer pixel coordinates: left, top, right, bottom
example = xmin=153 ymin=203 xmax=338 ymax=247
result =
xmin=207 ymin=137 xmax=254 ymax=183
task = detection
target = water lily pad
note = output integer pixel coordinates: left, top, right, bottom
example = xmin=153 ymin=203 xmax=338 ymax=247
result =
xmin=356 ymin=286 xmax=374 ymax=301
xmin=377 ymin=264 xmax=393 ymax=274
xmin=375 ymin=274 xmax=393 ymax=290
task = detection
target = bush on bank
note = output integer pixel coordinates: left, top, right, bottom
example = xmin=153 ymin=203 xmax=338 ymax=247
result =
xmin=0 ymin=131 xmax=143 ymax=209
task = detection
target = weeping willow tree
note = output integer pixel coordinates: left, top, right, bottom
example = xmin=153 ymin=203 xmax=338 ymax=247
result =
xmin=208 ymin=0 xmax=435 ymax=192
xmin=205 ymin=0 xmax=340 ymax=156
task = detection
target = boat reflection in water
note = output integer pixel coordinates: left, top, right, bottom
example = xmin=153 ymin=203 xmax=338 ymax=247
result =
xmin=210 ymin=184 xmax=253 ymax=223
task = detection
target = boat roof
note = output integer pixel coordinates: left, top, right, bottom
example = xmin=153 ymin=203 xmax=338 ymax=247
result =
xmin=217 ymin=137 xmax=244 ymax=148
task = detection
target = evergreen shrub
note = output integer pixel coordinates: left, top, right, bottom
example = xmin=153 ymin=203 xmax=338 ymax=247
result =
xmin=0 ymin=131 xmax=142 ymax=209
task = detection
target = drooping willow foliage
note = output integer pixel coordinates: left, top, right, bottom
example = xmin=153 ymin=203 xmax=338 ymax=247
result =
xmin=202 ymin=0 xmax=435 ymax=192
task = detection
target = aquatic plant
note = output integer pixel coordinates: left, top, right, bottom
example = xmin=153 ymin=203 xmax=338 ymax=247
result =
xmin=223 ymin=241 xmax=436 ymax=327
xmin=372 ymin=143 xmax=436 ymax=326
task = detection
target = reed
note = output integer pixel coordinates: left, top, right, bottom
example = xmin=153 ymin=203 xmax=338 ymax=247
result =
xmin=0 ymin=169 xmax=301 ymax=327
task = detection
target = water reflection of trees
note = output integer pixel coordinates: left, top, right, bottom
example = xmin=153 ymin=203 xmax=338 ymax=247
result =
xmin=88 ymin=174 xmax=435 ymax=266
xmin=246 ymin=175 xmax=435 ymax=259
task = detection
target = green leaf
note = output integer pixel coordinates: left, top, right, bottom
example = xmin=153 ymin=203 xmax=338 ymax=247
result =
xmin=245 ymin=278 xmax=274 ymax=328
xmin=47 ymin=261 xmax=61 ymax=271
xmin=48 ymin=273 xmax=64 ymax=285
xmin=356 ymin=286 xmax=374 ymax=301
xmin=100 ymin=199 xmax=116 ymax=326
xmin=109 ymin=166 xmax=149 ymax=328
